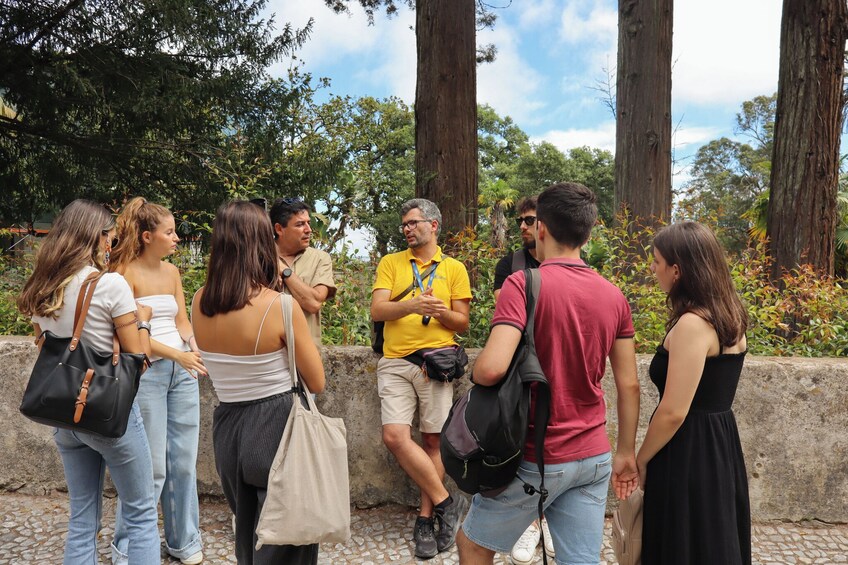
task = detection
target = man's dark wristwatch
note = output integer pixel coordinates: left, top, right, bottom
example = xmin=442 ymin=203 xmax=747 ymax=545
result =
xmin=282 ymin=268 xmax=293 ymax=280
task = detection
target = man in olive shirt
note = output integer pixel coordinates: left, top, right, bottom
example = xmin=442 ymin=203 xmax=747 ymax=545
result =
xmin=270 ymin=198 xmax=336 ymax=345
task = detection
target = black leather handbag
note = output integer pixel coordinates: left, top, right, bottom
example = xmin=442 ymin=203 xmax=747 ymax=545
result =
xmin=20 ymin=273 xmax=148 ymax=438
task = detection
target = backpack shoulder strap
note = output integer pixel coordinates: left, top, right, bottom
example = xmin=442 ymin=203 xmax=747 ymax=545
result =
xmin=511 ymin=249 xmax=526 ymax=273
xmin=523 ymin=267 xmax=551 ymax=555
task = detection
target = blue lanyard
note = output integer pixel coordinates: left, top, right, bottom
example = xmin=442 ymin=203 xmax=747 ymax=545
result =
xmin=411 ymin=260 xmax=438 ymax=295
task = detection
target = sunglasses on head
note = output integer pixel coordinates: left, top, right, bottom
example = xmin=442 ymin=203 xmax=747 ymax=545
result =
xmin=515 ymin=215 xmax=536 ymax=227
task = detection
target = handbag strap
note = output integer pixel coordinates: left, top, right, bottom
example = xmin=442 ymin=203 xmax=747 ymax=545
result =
xmin=70 ymin=271 xmax=122 ymax=365
xmin=70 ymin=272 xmax=102 ymax=351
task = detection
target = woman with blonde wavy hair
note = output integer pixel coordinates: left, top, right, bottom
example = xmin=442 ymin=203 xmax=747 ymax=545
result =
xmin=109 ymin=197 xmax=205 ymax=565
xmin=18 ymin=199 xmax=160 ymax=564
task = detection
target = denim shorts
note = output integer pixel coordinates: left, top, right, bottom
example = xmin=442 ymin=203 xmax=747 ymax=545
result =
xmin=461 ymin=452 xmax=612 ymax=565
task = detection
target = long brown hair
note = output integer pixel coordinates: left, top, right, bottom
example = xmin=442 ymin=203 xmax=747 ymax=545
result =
xmin=199 ymin=201 xmax=281 ymax=316
xmin=18 ymin=200 xmax=115 ymax=318
xmin=653 ymin=221 xmax=748 ymax=347
xmin=110 ymin=196 xmax=171 ymax=272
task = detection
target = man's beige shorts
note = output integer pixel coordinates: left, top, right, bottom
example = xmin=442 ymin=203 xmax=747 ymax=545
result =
xmin=377 ymin=357 xmax=453 ymax=433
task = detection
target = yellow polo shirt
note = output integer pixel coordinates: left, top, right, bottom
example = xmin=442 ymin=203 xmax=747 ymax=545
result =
xmin=373 ymin=247 xmax=472 ymax=358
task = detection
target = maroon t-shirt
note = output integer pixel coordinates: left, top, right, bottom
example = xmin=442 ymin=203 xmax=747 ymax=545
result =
xmin=492 ymin=259 xmax=635 ymax=465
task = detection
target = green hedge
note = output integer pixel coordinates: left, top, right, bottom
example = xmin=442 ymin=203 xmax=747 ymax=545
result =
xmin=3 ymin=224 xmax=846 ymax=357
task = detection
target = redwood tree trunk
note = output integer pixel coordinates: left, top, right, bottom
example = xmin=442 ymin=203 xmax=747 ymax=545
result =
xmin=614 ymin=0 xmax=673 ymax=226
xmin=415 ymin=0 xmax=478 ymax=236
xmin=767 ymin=0 xmax=847 ymax=279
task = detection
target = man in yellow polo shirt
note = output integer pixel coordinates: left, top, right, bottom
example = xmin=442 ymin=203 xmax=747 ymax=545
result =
xmin=371 ymin=198 xmax=472 ymax=560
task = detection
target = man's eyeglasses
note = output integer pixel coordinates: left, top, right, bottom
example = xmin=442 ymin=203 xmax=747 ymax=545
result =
xmin=516 ymin=215 xmax=536 ymax=227
xmin=399 ymin=219 xmax=431 ymax=233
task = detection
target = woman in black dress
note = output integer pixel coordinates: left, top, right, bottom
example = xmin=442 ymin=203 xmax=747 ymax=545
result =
xmin=636 ymin=221 xmax=751 ymax=565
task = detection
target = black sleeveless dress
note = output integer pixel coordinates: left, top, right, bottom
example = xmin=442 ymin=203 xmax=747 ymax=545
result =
xmin=641 ymin=345 xmax=752 ymax=565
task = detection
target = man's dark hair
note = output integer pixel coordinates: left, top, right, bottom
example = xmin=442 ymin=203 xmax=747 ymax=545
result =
xmin=536 ymin=182 xmax=597 ymax=249
xmin=516 ymin=196 xmax=537 ymax=215
xmin=269 ymin=198 xmax=310 ymax=237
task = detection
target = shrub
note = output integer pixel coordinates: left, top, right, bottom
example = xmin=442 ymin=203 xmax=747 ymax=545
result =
xmin=1 ymin=224 xmax=846 ymax=357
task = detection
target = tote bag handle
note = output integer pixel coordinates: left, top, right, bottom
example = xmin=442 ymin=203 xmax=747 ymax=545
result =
xmin=281 ymin=294 xmax=314 ymax=402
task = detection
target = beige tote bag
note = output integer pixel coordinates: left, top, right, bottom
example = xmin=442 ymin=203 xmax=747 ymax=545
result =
xmin=611 ymin=486 xmax=643 ymax=565
xmin=255 ymin=295 xmax=351 ymax=548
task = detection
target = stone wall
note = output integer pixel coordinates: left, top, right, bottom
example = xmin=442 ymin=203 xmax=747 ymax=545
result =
xmin=0 ymin=337 xmax=845 ymax=522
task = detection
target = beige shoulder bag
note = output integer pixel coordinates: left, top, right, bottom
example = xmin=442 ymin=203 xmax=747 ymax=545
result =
xmin=255 ymin=294 xmax=351 ymax=548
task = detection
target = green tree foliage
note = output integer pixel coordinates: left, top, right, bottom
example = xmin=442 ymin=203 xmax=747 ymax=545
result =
xmin=561 ymin=146 xmax=615 ymax=225
xmin=272 ymin=94 xmax=416 ymax=255
xmin=0 ymin=0 xmax=310 ymax=222
xmin=679 ymin=94 xmax=774 ymax=251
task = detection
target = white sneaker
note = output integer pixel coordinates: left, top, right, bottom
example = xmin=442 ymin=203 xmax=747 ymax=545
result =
xmin=510 ymin=521 xmax=540 ymax=565
xmin=181 ymin=551 xmax=203 ymax=565
xmin=540 ymin=517 xmax=555 ymax=558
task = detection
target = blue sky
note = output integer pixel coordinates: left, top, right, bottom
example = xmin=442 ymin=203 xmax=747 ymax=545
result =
xmin=267 ymin=0 xmax=783 ymax=190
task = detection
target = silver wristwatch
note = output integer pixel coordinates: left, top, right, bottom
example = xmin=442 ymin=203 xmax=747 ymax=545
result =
xmin=137 ymin=321 xmax=152 ymax=333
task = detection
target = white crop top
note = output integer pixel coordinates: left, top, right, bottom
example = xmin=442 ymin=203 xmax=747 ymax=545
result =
xmin=32 ymin=266 xmax=137 ymax=354
xmin=194 ymin=294 xmax=294 ymax=403
xmin=135 ymin=294 xmax=188 ymax=362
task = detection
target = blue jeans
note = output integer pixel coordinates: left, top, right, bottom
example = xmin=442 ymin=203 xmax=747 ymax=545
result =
xmin=112 ymin=360 xmax=202 ymax=563
xmin=53 ymin=403 xmax=160 ymax=565
xmin=462 ymin=452 xmax=612 ymax=565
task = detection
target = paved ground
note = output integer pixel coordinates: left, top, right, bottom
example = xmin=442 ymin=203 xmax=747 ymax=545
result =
xmin=1 ymin=492 xmax=846 ymax=564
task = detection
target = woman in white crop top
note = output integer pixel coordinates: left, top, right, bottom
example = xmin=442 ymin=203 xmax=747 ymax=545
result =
xmin=109 ymin=197 xmax=205 ymax=565
xmin=17 ymin=200 xmax=160 ymax=565
xmin=191 ymin=201 xmax=325 ymax=565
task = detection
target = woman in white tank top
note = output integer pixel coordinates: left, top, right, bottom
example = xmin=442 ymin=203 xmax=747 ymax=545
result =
xmin=109 ymin=197 xmax=205 ymax=565
xmin=191 ymin=201 xmax=325 ymax=564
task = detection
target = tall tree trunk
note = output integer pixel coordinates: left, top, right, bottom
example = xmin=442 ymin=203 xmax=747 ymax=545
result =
xmin=767 ymin=0 xmax=848 ymax=279
xmin=614 ymin=0 xmax=673 ymax=227
xmin=490 ymin=203 xmax=506 ymax=249
xmin=415 ymin=0 xmax=478 ymax=236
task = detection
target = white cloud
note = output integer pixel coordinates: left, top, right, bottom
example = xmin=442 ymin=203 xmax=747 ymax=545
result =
xmin=560 ymin=0 xmax=618 ymax=45
xmin=355 ymin=10 xmax=416 ymax=102
xmin=266 ymin=0 xmax=378 ymax=68
xmin=673 ymin=0 xmax=781 ymax=104
xmin=532 ymin=121 xmax=617 ymax=153
xmin=673 ymin=125 xmax=721 ymax=149
xmin=477 ymin=24 xmax=546 ymax=124
xmin=518 ymin=0 xmax=559 ymax=29
xmin=264 ymin=0 xmax=415 ymax=100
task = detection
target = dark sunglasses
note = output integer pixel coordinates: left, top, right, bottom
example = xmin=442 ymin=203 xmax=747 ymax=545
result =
xmin=515 ymin=215 xmax=536 ymax=227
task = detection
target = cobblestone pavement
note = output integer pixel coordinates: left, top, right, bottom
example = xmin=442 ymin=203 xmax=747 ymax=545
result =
xmin=1 ymin=492 xmax=846 ymax=564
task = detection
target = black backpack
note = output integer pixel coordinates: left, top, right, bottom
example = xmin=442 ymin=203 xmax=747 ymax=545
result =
xmin=440 ymin=269 xmax=550 ymax=500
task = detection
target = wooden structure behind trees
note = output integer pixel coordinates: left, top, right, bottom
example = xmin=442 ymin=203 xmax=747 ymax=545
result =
xmin=414 ymin=0 xmax=478 ymax=235
xmin=614 ymin=0 xmax=673 ymax=226
xmin=767 ymin=0 xmax=848 ymax=279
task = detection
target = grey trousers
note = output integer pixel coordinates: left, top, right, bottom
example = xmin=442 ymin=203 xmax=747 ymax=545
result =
xmin=213 ymin=392 xmax=318 ymax=565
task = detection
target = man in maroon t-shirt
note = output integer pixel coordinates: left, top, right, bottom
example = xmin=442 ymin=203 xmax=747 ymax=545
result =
xmin=457 ymin=182 xmax=642 ymax=564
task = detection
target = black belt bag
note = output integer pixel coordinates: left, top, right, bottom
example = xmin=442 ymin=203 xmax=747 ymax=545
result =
xmin=407 ymin=345 xmax=468 ymax=382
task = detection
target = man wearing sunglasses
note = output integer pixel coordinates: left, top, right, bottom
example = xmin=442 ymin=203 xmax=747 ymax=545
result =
xmin=493 ymin=196 xmax=541 ymax=302
xmin=269 ymin=197 xmax=336 ymax=345
xmin=371 ymin=198 xmax=472 ymax=560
